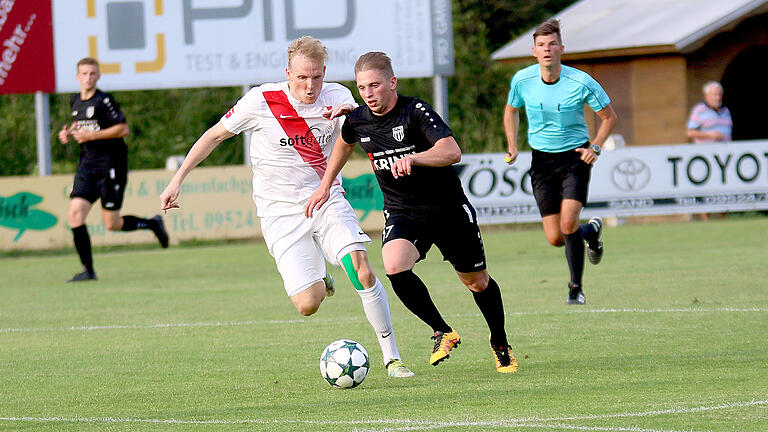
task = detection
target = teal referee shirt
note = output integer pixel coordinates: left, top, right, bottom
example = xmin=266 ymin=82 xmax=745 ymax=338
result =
xmin=507 ymin=64 xmax=610 ymax=153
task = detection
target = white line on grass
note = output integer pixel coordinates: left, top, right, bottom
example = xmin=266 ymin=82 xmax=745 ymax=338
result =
xmin=526 ymin=398 xmax=768 ymax=422
xmin=357 ymin=423 xmax=689 ymax=432
xmin=1 ymin=399 xmax=766 ymax=430
xmin=0 ymin=307 xmax=765 ymax=334
xmin=359 ymin=399 xmax=768 ymax=432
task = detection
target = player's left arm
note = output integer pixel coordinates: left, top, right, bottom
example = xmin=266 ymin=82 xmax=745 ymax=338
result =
xmin=324 ymin=103 xmax=356 ymax=120
xmin=391 ymin=136 xmax=461 ymax=178
xmin=576 ymin=103 xmax=617 ymax=164
xmin=391 ymin=100 xmax=461 ymax=178
xmin=70 ymin=123 xmax=129 ymax=144
xmin=324 ymin=84 xmax=358 ymax=119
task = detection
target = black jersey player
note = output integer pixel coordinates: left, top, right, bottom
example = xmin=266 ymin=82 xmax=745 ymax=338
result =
xmin=58 ymin=57 xmax=168 ymax=282
xmin=306 ymin=52 xmax=518 ymax=373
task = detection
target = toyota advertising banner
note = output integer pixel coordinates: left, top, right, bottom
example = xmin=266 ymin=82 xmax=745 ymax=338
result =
xmin=0 ymin=0 xmax=55 ymax=94
xmin=457 ymin=141 xmax=768 ymax=225
xmin=52 ymin=0 xmax=454 ymax=92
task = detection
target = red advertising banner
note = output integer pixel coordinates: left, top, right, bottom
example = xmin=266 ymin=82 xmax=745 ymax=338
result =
xmin=0 ymin=0 xmax=55 ymax=94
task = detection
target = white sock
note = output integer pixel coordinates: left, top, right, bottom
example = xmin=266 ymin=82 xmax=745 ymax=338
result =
xmin=357 ymin=277 xmax=401 ymax=366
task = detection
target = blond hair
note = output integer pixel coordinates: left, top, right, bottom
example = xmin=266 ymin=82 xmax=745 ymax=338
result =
xmin=287 ymin=36 xmax=328 ymax=66
xmin=354 ymin=52 xmax=394 ymax=78
xmin=76 ymin=57 xmax=100 ymax=72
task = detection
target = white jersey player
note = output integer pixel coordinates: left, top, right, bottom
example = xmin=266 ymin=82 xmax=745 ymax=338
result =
xmin=223 ymin=80 xmax=350 ymax=217
xmin=160 ymin=36 xmax=413 ymax=378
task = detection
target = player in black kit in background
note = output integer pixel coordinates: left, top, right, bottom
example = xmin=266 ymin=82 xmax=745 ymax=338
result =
xmin=306 ymin=52 xmax=518 ymax=373
xmin=58 ymin=57 xmax=168 ymax=282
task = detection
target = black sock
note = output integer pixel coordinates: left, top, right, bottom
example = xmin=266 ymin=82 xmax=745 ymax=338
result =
xmin=472 ymin=277 xmax=508 ymax=348
xmin=72 ymin=225 xmax=94 ymax=274
xmin=579 ymin=222 xmax=598 ymax=247
xmin=387 ymin=270 xmax=452 ymax=334
xmin=121 ymin=215 xmax=152 ymax=232
xmin=564 ymin=231 xmax=585 ymax=287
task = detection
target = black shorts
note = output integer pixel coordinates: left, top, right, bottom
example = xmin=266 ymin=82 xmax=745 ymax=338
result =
xmin=530 ymin=143 xmax=592 ymax=217
xmin=382 ymin=203 xmax=487 ymax=273
xmin=70 ymin=159 xmax=128 ymax=210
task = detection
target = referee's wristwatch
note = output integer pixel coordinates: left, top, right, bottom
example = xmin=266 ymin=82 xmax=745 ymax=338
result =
xmin=590 ymin=144 xmax=601 ymax=156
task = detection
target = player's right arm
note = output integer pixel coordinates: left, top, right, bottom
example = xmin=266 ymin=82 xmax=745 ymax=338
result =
xmin=504 ymin=73 xmax=526 ymax=165
xmin=59 ymin=95 xmax=77 ymax=144
xmin=160 ymin=122 xmax=235 ymax=211
xmin=304 ymin=134 xmax=356 ymax=218
xmin=503 ymin=104 xmax=520 ymax=165
xmin=58 ymin=124 xmax=71 ymax=143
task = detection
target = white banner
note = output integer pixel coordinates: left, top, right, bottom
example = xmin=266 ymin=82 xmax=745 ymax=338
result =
xmin=52 ymin=0 xmax=454 ymax=92
xmin=457 ymin=141 xmax=768 ymax=224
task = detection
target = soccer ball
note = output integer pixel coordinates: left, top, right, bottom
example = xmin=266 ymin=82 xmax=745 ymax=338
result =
xmin=319 ymin=339 xmax=370 ymax=388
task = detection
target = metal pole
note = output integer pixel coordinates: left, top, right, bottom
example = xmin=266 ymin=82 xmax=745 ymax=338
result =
xmin=432 ymin=75 xmax=449 ymax=125
xmin=35 ymin=91 xmax=52 ymax=176
xmin=242 ymin=84 xmax=251 ymax=165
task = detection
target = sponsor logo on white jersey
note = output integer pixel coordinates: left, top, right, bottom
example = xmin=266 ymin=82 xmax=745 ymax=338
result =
xmin=278 ymin=122 xmax=334 ymax=149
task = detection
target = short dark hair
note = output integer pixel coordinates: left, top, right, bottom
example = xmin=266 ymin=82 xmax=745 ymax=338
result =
xmin=354 ymin=52 xmax=394 ymax=78
xmin=533 ymin=18 xmax=562 ymax=42
xmin=76 ymin=57 xmax=100 ymax=71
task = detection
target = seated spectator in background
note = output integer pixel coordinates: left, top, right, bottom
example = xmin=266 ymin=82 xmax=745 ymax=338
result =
xmin=686 ymin=81 xmax=732 ymax=143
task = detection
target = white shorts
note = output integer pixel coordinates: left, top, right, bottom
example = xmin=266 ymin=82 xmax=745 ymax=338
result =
xmin=260 ymin=193 xmax=371 ymax=297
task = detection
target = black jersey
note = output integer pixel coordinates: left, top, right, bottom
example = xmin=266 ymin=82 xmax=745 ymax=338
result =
xmin=341 ymin=95 xmax=467 ymax=214
xmin=69 ymin=89 xmax=127 ymax=162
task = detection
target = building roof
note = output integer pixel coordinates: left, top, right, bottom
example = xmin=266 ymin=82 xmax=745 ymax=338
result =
xmin=492 ymin=0 xmax=768 ymax=61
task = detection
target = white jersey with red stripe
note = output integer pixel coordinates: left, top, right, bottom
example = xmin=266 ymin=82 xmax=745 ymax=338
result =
xmin=221 ymin=81 xmax=354 ymax=216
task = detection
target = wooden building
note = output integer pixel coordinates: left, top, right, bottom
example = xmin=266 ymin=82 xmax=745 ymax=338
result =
xmin=491 ymin=0 xmax=768 ymax=146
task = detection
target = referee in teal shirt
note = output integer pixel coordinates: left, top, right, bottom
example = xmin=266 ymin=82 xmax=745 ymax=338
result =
xmin=503 ymin=18 xmax=618 ymax=305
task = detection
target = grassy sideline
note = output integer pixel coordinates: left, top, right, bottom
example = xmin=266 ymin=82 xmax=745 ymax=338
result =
xmin=1 ymin=217 xmax=766 ymax=431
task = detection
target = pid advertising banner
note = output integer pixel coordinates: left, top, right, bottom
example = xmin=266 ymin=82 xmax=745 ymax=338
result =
xmin=52 ymin=0 xmax=454 ymax=92
xmin=457 ymin=141 xmax=768 ymax=224
xmin=0 ymin=0 xmax=55 ymax=94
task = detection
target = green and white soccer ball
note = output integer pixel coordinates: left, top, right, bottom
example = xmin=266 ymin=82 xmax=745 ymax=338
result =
xmin=320 ymin=339 xmax=370 ymax=388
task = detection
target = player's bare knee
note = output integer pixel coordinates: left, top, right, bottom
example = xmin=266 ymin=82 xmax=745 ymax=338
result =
xmin=104 ymin=219 xmax=121 ymax=231
xmin=464 ymin=280 xmax=487 ymax=293
xmin=296 ymin=303 xmax=319 ymax=316
xmin=384 ymin=261 xmax=410 ymax=275
xmin=547 ymin=234 xmax=565 ymax=247
xmin=291 ymin=283 xmax=324 ymax=316
xmin=460 ymin=271 xmax=489 ymax=292
xmin=294 ymin=297 xmax=321 ymax=316
xmin=560 ymin=220 xmax=579 ymax=235
xmin=68 ymin=210 xmax=85 ymax=227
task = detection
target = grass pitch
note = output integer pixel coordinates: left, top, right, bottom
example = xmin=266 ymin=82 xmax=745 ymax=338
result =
xmin=1 ymin=217 xmax=766 ymax=431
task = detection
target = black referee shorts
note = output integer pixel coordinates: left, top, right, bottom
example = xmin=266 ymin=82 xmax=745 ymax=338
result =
xmin=530 ymin=143 xmax=592 ymax=217
xmin=70 ymin=159 xmax=128 ymax=210
xmin=382 ymin=203 xmax=487 ymax=273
